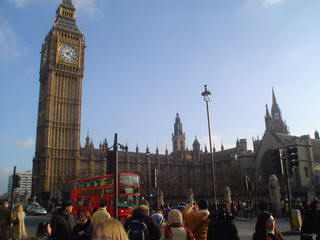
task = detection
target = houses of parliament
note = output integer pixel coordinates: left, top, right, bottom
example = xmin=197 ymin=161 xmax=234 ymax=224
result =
xmin=32 ymin=0 xmax=320 ymax=202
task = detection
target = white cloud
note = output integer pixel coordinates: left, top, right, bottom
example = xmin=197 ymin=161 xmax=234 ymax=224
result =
xmin=8 ymin=0 xmax=38 ymax=8
xmin=73 ymin=0 xmax=105 ymax=19
xmin=262 ymin=0 xmax=286 ymax=8
xmin=0 ymin=167 xmax=12 ymax=194
xmin=0 ymin=136 xmax=8 ymax=143
xmin=242 ymin=0 xmax=286 ymax=10
xmin=15 ymin=137 xmax=34 ymax=149
xmin=0 ymin=18 xmax=27 ymax=59
xmin=8 ymin=0 xmax=106 ymax=19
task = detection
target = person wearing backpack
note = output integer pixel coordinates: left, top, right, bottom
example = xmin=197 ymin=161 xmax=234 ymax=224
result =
xmin=124 ymin=204 xmax=161 ymax=240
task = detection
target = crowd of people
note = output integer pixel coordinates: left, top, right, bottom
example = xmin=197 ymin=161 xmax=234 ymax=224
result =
xmin=0 ymin=198 xmax=319 ymax=240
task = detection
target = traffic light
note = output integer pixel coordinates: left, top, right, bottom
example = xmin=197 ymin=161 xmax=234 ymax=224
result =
xmin=13 ymin=174 xmax=21 ymax=189
xmin=271 ymin=149 xmax=284 ymax=175
xmin=287 ymin=147 xmax=299 ymax=171
xmin=106 ymin=151 xmax=115 ymax=174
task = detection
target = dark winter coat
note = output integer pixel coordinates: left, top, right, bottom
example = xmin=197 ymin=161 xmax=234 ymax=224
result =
xmin=51 ymin=212 xmax=74 ymax=240
xmin=301 ymin=209 xmax=320 ymax=236
xmin=124 ymin=208 xmax=161 ymax=240
xmin=207 ymin=212 xmax=239 ymax=240
xmin=72 ymin=219 xmax=93 ymax=240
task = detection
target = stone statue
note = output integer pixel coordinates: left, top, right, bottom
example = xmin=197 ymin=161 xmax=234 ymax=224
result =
xmin=224 ymin=186 xmax=231 ymax=204
xmin=187 ymin=189 xmax=194 ymax=205
xmin=268 ymin=174 xmax=281 ymax=217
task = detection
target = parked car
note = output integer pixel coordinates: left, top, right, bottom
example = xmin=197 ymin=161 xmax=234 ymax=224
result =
xmin=26 ymin=206 xmax=47 ymax=216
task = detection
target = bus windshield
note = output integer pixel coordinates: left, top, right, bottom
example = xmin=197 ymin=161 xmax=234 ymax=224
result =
xmin=118 ymin=195 xmax=139 ymax=209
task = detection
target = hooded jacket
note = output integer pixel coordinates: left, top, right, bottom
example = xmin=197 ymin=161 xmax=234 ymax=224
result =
xmin=182 ymin=205 xmax=209 ymax=240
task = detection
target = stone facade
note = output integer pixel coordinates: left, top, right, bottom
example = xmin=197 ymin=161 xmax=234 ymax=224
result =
xmin=32 ymin=0 xmax=256 ymax=203
xmin=254 ymin=90 xmax=320 ymax=197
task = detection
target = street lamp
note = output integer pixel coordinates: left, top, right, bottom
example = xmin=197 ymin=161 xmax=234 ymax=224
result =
xmin=146 ymin=147 xmax=151 ymax=201
xmin=201 ymin=84 xmax=217 ymax=210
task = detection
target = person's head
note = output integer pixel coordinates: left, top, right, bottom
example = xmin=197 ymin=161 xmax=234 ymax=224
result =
xmin=92 ymin=219 xmax=128 ymax=240
xmin=168 ymin=209 xmax=183 ymax=225
xmin=79 ymin=210 xmax=91 ymax=224
xmin=151 ymin=213 xmax=165 ymax=228
xmin=255 ymin=211 xmax=275 ymax=234
xmin=99 ymin=201 xmax=107 ymax=209
xmin=132 ymin=204 xmax=149 ymax=218
xmin=2 ymin=200 xmax=9 ymax=208
xmin=14 ymin=203 xmax=23 ymax=213
xmin=62 ymin=202 xmax=73 ymax=214
xmin=155 ymin=208 xmax=163 ymax=215
xmin=198 ymin=199 xmax=208 ymax=210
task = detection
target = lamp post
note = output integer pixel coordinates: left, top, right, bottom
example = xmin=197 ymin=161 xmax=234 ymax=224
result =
xmin=147 ymin=147 xmax=151 ymax=201
xmin=201 ymin=85 xmax=217 ymax=210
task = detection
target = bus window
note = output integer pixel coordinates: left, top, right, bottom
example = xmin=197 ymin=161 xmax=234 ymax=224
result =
xmin=120 ymin=186 xmax=139 ymax=194
xmin=76 ymin=198 xmax=83 ymax=206
xmin=120 ymin=175 xmax=139 ymax=185
xmin=83 ymin=198 xmax=91 ymax=207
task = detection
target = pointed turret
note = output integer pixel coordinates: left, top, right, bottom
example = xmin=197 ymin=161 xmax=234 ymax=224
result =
xmin=264 ymin=89 xmax=289 ymax=134
xmin=136 ymin=144 xmax=139 ymax=153
xmin=272 ymin=88 xmax=277 ymax=105
xmin=315 ymin=130 xmax=320 ymax=139
xmin=165 ymin=146 xmax=168 ymax=155
xmin=271 ymin=88 xmax=282 ymax=121
xmin=192 ymin=136 xmax=200 ymax=152
xmin=55 ymin=0 xmax=80 ymax=33
xmin=265 ymin=105 xmax=271 ymax=120
xmin=61 ymin=0 xmax=75 ymax=10
xmin=204 ymin=145 xmax=208 ymax=153
xmin=85 ymin=132 xmax=90 ymax=147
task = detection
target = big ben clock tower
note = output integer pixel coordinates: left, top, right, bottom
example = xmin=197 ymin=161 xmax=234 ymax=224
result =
xmin=32 ymin=0 xmax=85 ymax=200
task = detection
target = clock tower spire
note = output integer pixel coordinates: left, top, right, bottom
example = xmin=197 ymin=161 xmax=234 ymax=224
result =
xmin=32 ymin=0 xmax=85 ymax=200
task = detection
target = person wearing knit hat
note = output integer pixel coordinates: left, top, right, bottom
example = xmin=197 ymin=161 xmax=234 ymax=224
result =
xmin=151 ymin=212 xmax=166 ymax=228
xmin=161 ymin=209 xmax=194 ymax=240
xmin=91 ymin=201 xmax=111 ymax=227
xmin=124 ymin=205 xmax=161 ymax=240
xmin=182 ymin=199 xmax=210 ymax=240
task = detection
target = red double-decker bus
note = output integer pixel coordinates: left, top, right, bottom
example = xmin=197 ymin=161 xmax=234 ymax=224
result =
xmin=70 ymin=173 xmax=140 ymax=219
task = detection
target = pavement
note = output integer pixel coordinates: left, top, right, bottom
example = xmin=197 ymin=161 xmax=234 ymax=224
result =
xmin=25 ymin=215 xmax=51 ymax=237
xmin=236 ymin=217 xmax=300 ymax=240
xmin=25 ymin=215 xmax=301 ymax=240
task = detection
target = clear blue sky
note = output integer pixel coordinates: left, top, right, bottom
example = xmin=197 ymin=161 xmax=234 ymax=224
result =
xmin=0 ymin=0 xmax=319 ymax=194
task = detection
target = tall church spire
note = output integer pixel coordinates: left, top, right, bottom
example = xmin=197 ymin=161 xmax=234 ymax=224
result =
xmin=271 ymin=88 xmax=282 ymax=121
xmin=272 ymin=88 xmax=277 ymax=105
xmin=172 ymin=113 xmax=186 ymax=153
xmin=264 ymin=89 xmax=289 ymax=135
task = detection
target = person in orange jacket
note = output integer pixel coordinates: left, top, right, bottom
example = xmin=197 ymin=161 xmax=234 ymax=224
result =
xmin=182 ymin=199 xmax=210 ymax=240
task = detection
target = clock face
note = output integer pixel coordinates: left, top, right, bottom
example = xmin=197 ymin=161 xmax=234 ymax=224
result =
xmin=59 ymin=44 xmax=78 ymax=64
